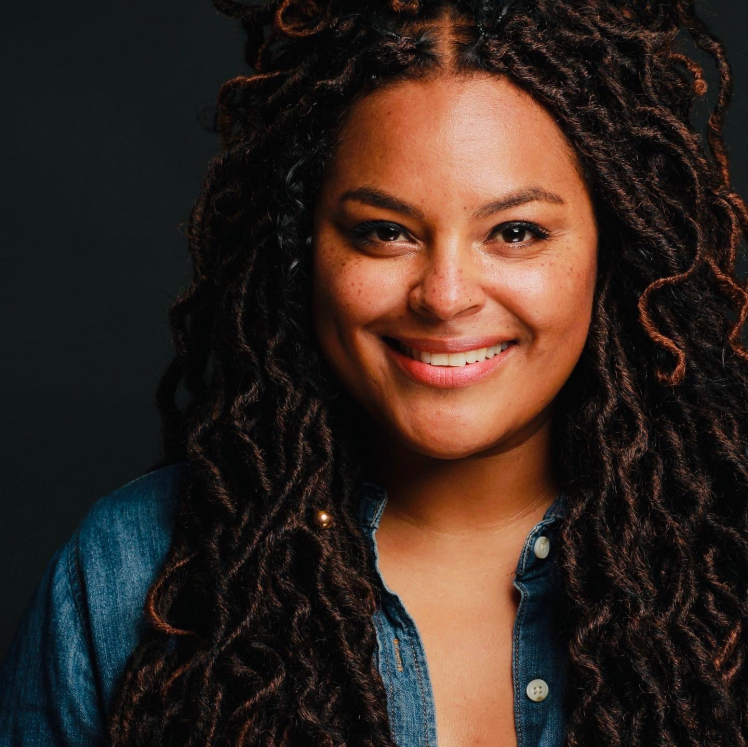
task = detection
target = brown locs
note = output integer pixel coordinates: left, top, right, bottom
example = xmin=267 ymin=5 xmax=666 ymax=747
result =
xmin=105 ymin=1 xmax=748 ymax=745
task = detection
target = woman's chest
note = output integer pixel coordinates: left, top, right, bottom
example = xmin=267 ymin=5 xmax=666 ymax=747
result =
xmin=366 ymin=497 xmax=569 ymax=747
xmin=377 ymin=547 xmax=522 ymax=747
xmin=404 ymin=591 xmax=520 ymax=747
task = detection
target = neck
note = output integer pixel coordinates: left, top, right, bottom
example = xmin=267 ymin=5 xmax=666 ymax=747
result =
xmin=365 ymin=417 xmax=559 ymax=542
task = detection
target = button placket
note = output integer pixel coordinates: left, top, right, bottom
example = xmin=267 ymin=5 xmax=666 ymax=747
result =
xmin=520 ymin=520 xmax=551 ymax=724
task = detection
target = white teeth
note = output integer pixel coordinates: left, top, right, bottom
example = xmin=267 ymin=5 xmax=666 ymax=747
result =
xmin=396 ymin=341 xmax=511 ymax=366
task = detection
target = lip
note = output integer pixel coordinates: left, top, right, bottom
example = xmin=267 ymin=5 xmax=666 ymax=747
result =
xmin=384 ymin=337 xmax=516 ymax=389
xmin=385 ymin=335 xmax=512 ymax=354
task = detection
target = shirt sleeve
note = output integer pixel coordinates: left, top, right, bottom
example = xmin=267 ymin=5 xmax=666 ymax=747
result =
xmin=0 ymin=528 xmax=105 ymax=746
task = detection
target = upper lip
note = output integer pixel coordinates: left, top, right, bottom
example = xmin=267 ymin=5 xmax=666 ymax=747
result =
xmin=385 ymin=335 xmax=514 ymax=353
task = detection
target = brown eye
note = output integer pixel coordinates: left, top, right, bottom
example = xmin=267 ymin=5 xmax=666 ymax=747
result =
xmin=349 ymin=221 xmax=409 ymax=246
xmin=492 ymin=221 xmax=551 ymax=246
xmin=501 ymin=225 xmax=532 ymax=243
xmin=374 ymin=225 xmax=403 ymax=242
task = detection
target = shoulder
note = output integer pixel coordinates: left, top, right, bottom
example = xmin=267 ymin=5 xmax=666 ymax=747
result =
xmin=76 ymin=460 xmax=189 ymax=582
xmin=0 ymin=461 xmax=191 ymax=743
xmin=74 ymin=461 xmax=190 ymax=707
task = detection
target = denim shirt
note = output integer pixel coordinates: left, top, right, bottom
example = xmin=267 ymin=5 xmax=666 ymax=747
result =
xmin=0 ymin=462 xmax=571 ymax=746
xmin=359 ymin=481 xmax=571 ymax=747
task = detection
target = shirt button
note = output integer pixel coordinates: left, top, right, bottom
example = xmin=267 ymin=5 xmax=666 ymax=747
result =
xmin=526 ymin=678 xmax=549 ymax=702
xmin=533 ymin=535 xmax=550 ymax=559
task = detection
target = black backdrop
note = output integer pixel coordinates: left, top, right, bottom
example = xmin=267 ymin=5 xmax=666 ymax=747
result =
xmin=2 ymin=1 xmax=747 ymax=659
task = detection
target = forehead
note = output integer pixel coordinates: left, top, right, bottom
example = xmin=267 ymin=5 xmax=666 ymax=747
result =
xmin=326 ymin=73 xmax=585 ymax=197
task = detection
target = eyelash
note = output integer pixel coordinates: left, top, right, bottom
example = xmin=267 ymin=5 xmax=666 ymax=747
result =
xmin=348 ymin=220 xmax=551 ymax=248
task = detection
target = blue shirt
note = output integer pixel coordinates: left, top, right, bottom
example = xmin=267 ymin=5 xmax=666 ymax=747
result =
xmin=0 ymin=462 xmax=571 ymax=746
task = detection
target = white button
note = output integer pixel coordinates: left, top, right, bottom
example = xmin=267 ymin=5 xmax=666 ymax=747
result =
xmin=526 ymin=678 xmax=549 ymax=702
xmin=533 ymin=535 xmax=550 ymax=559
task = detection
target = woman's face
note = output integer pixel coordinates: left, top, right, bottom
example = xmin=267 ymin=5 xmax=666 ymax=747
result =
xmin=311 ymin=74 xmax=598 ymax=459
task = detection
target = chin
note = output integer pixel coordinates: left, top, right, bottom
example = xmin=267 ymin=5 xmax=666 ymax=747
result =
xmin=400 ymin=429 xmax=498 ymax=460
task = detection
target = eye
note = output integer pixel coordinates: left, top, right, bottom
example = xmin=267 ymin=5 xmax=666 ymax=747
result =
xmin=491 ymin=221 xmax=551 ymax=246
xmin=349 ymin=220 xmax=409 ymax=246
xmin=348 ymin=219 xmax=551 ymax=249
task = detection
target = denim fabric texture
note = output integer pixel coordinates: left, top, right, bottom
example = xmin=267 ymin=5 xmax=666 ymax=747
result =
xmin=0 ymin=462 xmax=571 ymax=746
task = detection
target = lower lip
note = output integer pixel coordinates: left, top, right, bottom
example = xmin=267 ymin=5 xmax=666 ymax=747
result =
xmin=384 ymin=340 xmax=516 ymax=389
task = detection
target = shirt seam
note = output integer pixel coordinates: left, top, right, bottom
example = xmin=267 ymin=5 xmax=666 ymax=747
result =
xmin=513 ymin=576 xmax=527 ymax=747
xmin=403 ymin=628 xmax=433 ymax=747
xmin=66 ymin=526 xmax=107 ymax=721
xmin=374 ymin=612 xmax=396 ymax=722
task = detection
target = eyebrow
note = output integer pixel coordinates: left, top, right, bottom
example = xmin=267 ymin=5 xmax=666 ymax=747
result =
xmin=338 ymin=185 xmax=566 ymax=221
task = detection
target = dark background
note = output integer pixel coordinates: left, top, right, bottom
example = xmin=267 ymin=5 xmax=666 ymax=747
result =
xmin=2 ymin=1 xmax=747 ymax=659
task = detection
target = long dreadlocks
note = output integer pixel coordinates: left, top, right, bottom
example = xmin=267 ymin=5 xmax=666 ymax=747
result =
xmin=105 ymin=1 xmax=748 ymax=744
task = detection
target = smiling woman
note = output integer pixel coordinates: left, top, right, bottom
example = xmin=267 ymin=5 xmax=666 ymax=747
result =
xmin=2 ymin=1 xmax=748 ymax=747
xmin=312 ymin=74 xmax=598 ymax=457
xmin=308 ymin=38 xmax=599 ymax=747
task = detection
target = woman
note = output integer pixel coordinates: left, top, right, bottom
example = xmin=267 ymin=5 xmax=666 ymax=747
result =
xmin=2 ymin=0 xmax=748 ymax=745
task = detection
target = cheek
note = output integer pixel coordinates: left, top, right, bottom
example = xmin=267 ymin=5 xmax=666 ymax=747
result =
xmin=556 ymin=255 xmax=597 ymax=356
xmin=311 ymin=246 xmax=398 ymax=342
xmin=494 ymin=251 xmax=597 ymax=346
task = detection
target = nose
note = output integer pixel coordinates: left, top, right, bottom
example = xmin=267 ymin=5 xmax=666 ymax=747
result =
xmin=408 ymin=240 xmax=486 ymax=321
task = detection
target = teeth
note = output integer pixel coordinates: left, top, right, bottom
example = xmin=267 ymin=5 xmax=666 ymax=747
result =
xmin=397 ymin=341 xmax=511 ymax=366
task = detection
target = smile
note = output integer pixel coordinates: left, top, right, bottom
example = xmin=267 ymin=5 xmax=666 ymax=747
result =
xmin=392 ymin=339 xmax=510 ymax=366
xmin=383 ymin=336 xmax=516 ymax=389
